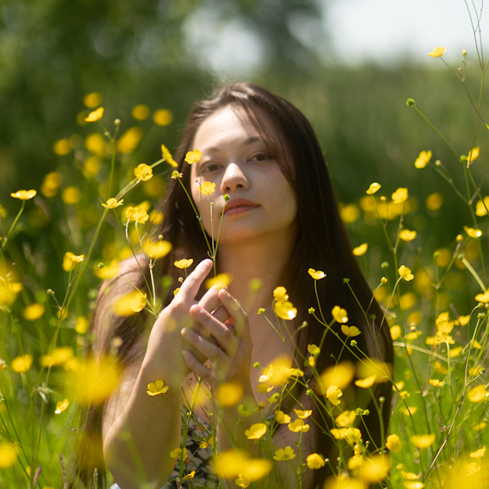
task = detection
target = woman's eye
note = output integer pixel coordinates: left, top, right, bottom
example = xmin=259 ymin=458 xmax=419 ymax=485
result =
xmin=202 ymin=163 xmax=220 ymax=173
xmin=251 ymin=153 xmax=270 ymax=162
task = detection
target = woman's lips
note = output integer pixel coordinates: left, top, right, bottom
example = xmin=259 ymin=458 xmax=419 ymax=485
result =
xmin=224 ymin=198 xmax=259 ymax=216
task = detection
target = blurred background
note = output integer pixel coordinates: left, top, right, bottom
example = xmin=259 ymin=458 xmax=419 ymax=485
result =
xmin=0 ymin=0 xmax=487 ymax=290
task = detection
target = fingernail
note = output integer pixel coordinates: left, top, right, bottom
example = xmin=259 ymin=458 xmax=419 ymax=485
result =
xmin=182 ymin=349 xmax=190 ymax=357
xmin=181 ymin=327 xmax=190 ymax=337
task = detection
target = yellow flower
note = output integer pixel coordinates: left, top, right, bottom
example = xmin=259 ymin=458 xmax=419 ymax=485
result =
xmin=467 ymin=147 xmax=480 ymax=164
xmin=429 ymin=46 xmax=446 ymax=57
xmin=273 ymin=286 xmax=288 ymax=301
xmin=358 ymin=455 xmax=390 ymax=484
xmin=335 ymin=410 xmax=356 ymax=427
xmin=205 ymin=273 xmax=232 ymax=289
xmin=294 ymin=409 xmax=312 ymax=419
xmin=174 ymin=259 xmax=194 ymax=269
xmin=410 ymin=434 xmax=435 ymax=449
xmin=134 ymin=163 xmax=153 ymax=182
xmin=475 ymin=291 xmax=489 ymax=303
xmin=326 ymin=385 xmax=343 ymax=406
xmin=398 ymin=265 xmax=414 ymax=281
xmin=83 ymin=92 xmax=102 ymax=108
xmin=0 ymin=443 xmax=17 ymax=469
xmin=306 ymin=453 xmax=325 ymax=469
xmin=159 ymin=144 xmax=178 ymax=168
xmin=332 ymin=305 xmax=348 ymax=323
xmin=353 ymin=243 xmax=368 ymax=256
xmin=355 ymin=375 xmax=376 ymax=388
xmin=470 ymin=446 xmax=486 ymax=458
xmin=390 ymin=325 xmax=401 ymax=340
xmin=331 ymin=427 xmax=362 ymax=443
xmin=147 ymin=380 xmax=169 ymax=396
xmin=475 ymin=197 xmax=489 ymax=216
xmin=113 ymin=290 xmax=147 ymax=316
xmin=273 ymin=447 xmax=296 ymax=461
xmin=288 ymin=419 xmax=310 ymax=433
xmin=464 ymin=226 xmax=482 ymax=238
xmin=143 ymin=240 xmax=172 ymax=259
xmin=341 ymin=325 xmax=361 ymax=337
xmin=55 ymin=399 xmax=70 ymax=414
xmin=23 ymin=303 xmax=45 ymax=321
xmin=40 ymin=347 xmax=74 ymax=367
xmin=275 ymin=411 xmax=291 ymax=424
xmin=366 ymin=182 xmax=381 ymax=195
xmin=429 ymin=379 xmax=445 ymax=387
xmin=399 ymin=230 xmax=417 ymax=241
xmin=274 ymin=300 xmax=297 ymax=320
xmin=467 ymin=385 xmax=487 ymax=403
xmin=319 ymin=362 xmax=355 ymax=392
xmin=132 ymin=104 xmax=149 ymax=120
xmin=63 ymin=252 xmax=85 ymax=272
xmin=198 ymin=181 xmax=216 ymax=196
xmin=93 ymin=259 xmax=120 ymax=280
xmin=391 ymin=187 xmax=408 ymax=204
xmin=307 ymin=344 xmax=320 ymax=356
xmin=125 ymin=206 xmax=149 ymax=224
xmin=414 ymin=150 xmax=432 ymax=169
xmin=12 ymin=354 xmax=33 ymax=373
xmin=102 ymin=198 xmax=124 ymax=209
xmin=185 ymin=149 xmax=202 ymax=164
xmin=117 ymin=127 xmax=143 ymax=154
xmin=171 ymin=171 xmax=183 ymax=179
xmin=84 ymin=107 xmax=104 ymax=122
xmin=75 ymin=316 xmax=89 ymax=334
xmin=245 ymin=423 xmax=267 ymax=440
xmin=386 ymin=434 xmax=402 ymax=453
xmin=11 ymin=189 xmax=37 ymax=200
xmin=308 ymin=268 xmax=326 ymax=280
xmin=216 ymin=382 xmax=244 ymax=407
xmin=183 ymin=471 xmax=196 ymax=480
xmin=62 ymin=186 xmax=82 ymax=205
xmin=153 ymin=109 xmax=173 ymax=126
xmin=169 ymin=448 xmax=188 ymax=460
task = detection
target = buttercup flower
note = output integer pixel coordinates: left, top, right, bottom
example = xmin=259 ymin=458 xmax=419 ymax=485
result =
xmin=273 ymin=447 xmax=296 ymax=461
xmin=84 ymin=107 xmax=104 ymax=122
xmin=332 ymin=306 xmax=348 ymax=324
xmin=125 ymin=207 xmax=149 ymax=224
xmin=134 ymin=163 xmax=153 ymax=181
xmin=288 ymin=419 xmax=310 ymax=433
xmin=391 ymin=187 xmax=408 ymax=204
xmin=414 ymin=150 xmax=432 ymax=169
xmin=12 ymin=354 xmax=33 ymax=373
xmin=326 ymin=385 xmax=343 ymax=406
xmin=467 ymin=147 xmax=480 ymax=164
xmin=470 ymin=446 xmax=486 ymax=458
xmin=273 ymin=286 xmax=288 ymax=302
xmin=185 ymin=149 xmax=202 ymax=164
xmin=183 ymin=471 xmax=196 ymax=480
xmin=23 ymin=303 xmax=45 ymax=321
xmin=174 ymin=259 xmax=194 ymax=269
xmin=169 ymin=448 xmax=188 ymax=460
xmin=198 ymin=181 xmax=216 ymax=196
xmin=308 ymin=268 xmax=326 ymax=280
xmin=11 ymin=189 xmax=36 ymax=200
xmin=429 ymin=46 xmax=446 ymax=57
xmin=161 ymin=144 xmax=178 ymax=168
xmin=386 ymin=434 xmax=402 ymax=453
xmin=245 ymin=423 xmax=267 ymax=440
xmin=275 ymin=411 xmax=291 ymax=424
xmin=274 ymin=300 xmax=297 ymax=320
xmin=399 ymin=230 xmax=417 ymax=241
xmin=335 ymin=410 xmax=356 ymax=427
xmin=306 ymin=453 xmax=325 ymax=469
xmin=147 ymin=380 xmax=169 ymax=396
xmin=355 ymin=375 xmax=376 ymax=388
xmin=475 ymin=291 xmax=489 ymax=303
xmin=143 ymin=240 xmax=172 ymax=259
xmin=410 ymin=434 xmax=435 ymax=448
xmin=467 ymin=385 xmax=487 ymax=403
xmin=55 ymin=399 xmax=70 ymax=414
xmin=294 ymin=409 xmax=312 ymax=419
xmin=63 ymin=252 xmax=85 ymax=272
xmin=341 ymin=325 xmax=361 ymax=337
xmin=398 ymin=265 xmax=414 ymax=281
xmin=353 ymin=243 xmax=368 ymax=256
xmin=464 ymin=226 xmax=482 ymax=239
xmin=102 ymin=198 xmax=124 ymax=209
xmin=366 ymin=182 xmax=381 ymax=195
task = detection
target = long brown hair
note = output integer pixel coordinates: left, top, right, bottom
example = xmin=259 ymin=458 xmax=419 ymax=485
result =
xmin=77 ymin=83 xmax=393 ymax=488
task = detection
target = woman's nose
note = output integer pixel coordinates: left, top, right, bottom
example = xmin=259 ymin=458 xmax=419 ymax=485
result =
xmin=220 ymin=163 xmax=249 ymax=194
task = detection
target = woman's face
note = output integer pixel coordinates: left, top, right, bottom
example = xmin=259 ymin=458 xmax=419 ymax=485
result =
xmin=190 ymin=105 xmax=298 ymax=247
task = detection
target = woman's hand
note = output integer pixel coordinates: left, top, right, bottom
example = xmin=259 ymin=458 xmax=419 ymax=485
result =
xmin=180 ymin=288 xmax=253 ymax=391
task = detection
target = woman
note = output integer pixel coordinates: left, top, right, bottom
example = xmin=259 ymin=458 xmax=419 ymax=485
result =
xmin=79 ymin=83 xmax=393 ymax=489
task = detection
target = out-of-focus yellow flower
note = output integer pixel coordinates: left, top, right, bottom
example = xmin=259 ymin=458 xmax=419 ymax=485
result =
xmin=117 ymin=127 xmax=143 ymax=154
xmin=475 ymin=291 xmax=489 ymax=303
xmin=308 ymin=344 xmax=320 ymax=356
xmin=341 ymin=325 xmax=361 ymax=337
xmin=0 ymin=443 xmax=17 ymax=468
xmin=183 ymin=471 xmax=196 ymax=480
xmin=63 ymin=252 xmax=85 ymax=272
xmin=475 ymin=422 xmax=486 ymax=430
xmin=319 ymin=362 xmax=355 ymax=393
xmin=53 ymin=138 xmax=72 ymax=155
xmin=470 ymin=446 xmax=486 ymax=458
xmin=308 ymin=268 xmax=326 ymax=280
xmin=340 ymin=203 xmax=360 ymax=223
xmin=324 ymin=474 xmax=364 ymax=489
xmin=294 ymin=409 xmax=312 ymax=419
xmin=288 ymin=419 xmax=310 ymax=433
xmin=12 ymin=354 xmax=33 ymax=373
xmin=153 ymin=109 xmax=173 ymax=126
xmin=185 ymin=149 xmax=202 ymax=164
xmin=392 ymin=188 xmax=409 ymax=204
xmin=467 ymin=147 xmax=480 ymax=164
xmin=113 ymin=290 xmax=147 ymax=316
xmin=169 ymin=448 xmax=188 ymax=461
xmin=429 ymin=46 xmax=446 ymax=57
xmin=132 ymin=104 xmax=149 ymax=120
xmin=426 ymin=192 xmax=443 ymax=211
xmin=386 ymin=434 xmax=402 ymax=452
xmin=414 ymin=150 xmax=432 ymax=169
xmin=355 ymin=375 xmax=376 ymax=388
xmin=335 ymin=410 xmax=356 ymax=427
xmin=213 ymin=450 xmax=271 ymax=481
xmin=23 ymin=303 xmax=45 ymax=321
xmin=205 ymin=273 xmax=232 ymax=289
xmin=10 ymin=189 xmax=36 ymax=200
xmin=468 ymin=385 xmax=487 ymax=403
xmin=307 ymin=453 xmax=325 ymax=469
xmin=274 ymin=300 xmax=297 ymax=320
xmin=40 ymin=347 xmax=74 ymax=367
xmin=83 ymin=92 xmax=102 ymax=108
xmin=366 ymin=182 xmax=381 ymax=195
xmin=326 ymin=385 xmax=343 ymax=406
xmin=55 ymin=398 xmax=70 ymax=414
xmin=332 ymin=306 xmax=348 ymax=323
xmin=147 ymin=380 xmax=169 ymax=396
xmin=275 ymin=411 xmax=291 ymax=424
xmin=62 ymin=186 xmax=82 ymax=205
xmin=174 ymin=259 xmax=193 ymax=269
xmin=93 ymin=259 xmax=120 ymax=280
xmin=134 ymin=163 xmax=153 ymax=181
xmin=400 ymin=292 xmax=416 ymax=311
xmin=464 ymin=226 xmax=482 ymax=238
xmin=429 ymin=379 xmax=445 ymax=387
xmin=161 ymin=144 xmax=178 ymax=168
xmin=358 ymin=455 xmax=390 ymax=484
xmin=399 ymin=230 xmax=417 ymax=241
xmin=198 ymin=182 xmax=215 ymax=196
xmin=475 ymin=197 xmax=489 ymax=216
xmin=398 ymin=265 xmax=414 ymax=281
xmin=245 ymin=423 xmax=267 ymax=440
xmin=216 ymin=382 xmax=244 ymax=407
xmin=85 ymin=133 xmax=107 ymax=156
xmin=411 ymin=434 xmax=435 ymax=448
xmin=102 ymin=198 xmax=124 ymax=209
xmin=273 ymin=446 xmax=295 ymax=461
xmin=84 ymin=107 xmax=104 ymax=123
xmin=390 ymin=325 xmax=401 ymax=340
xmin=353 ymin=243 xmax=368 ymax=256
xmin=41 ymin=171 xmax=61 ymax=197
xmin=143 ymin=240 xmax=172 ymax=259
xmin=75 ymin=316 xmax=89 ymax=334
xmin=331 ymin=427 xmax=362 ymax=444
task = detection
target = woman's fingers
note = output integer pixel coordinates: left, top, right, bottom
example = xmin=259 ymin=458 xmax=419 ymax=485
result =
xmin=176 ymin=259 xmax=213 ymax=303
xmin=217 ymin=289 xmax=249 ymax=338
xmin=198 ymin=285 xmax=230 ymax=324
xmin=181 ymin=350 xmax=212 ymax=382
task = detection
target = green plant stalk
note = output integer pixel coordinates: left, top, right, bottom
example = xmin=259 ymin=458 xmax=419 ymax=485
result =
xmin=1 ymin=200 xmax=25 ymax=250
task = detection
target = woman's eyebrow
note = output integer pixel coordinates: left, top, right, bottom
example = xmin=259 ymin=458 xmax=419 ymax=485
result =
xmin=203 ymin=136 xmax=264 ymax=154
